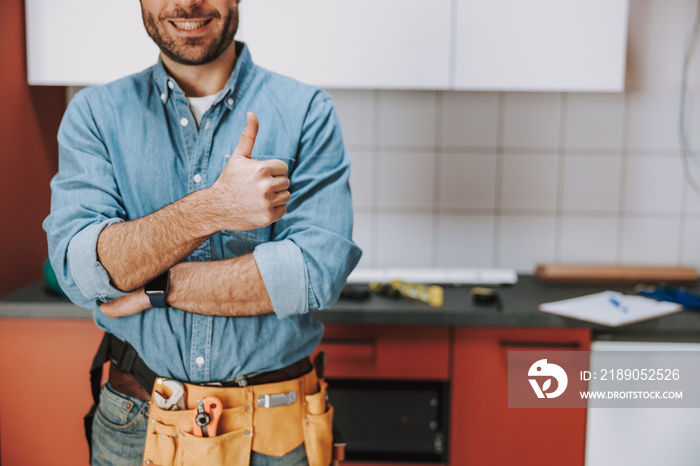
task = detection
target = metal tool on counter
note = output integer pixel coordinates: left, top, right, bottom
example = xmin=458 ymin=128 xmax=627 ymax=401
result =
xmin=370 ymin=280 xmax=444 ymax=307
xmin=194 ymin=397 xmax=223 ymax=437
xmin=470 ymin=287 xmax=503 ymax=311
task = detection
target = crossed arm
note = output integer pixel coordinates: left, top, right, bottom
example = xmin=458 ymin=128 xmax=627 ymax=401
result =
xmin=98 ymin=112 xmax=290 ymax=318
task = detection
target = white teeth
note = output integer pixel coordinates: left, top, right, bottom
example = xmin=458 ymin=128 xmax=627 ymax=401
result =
xmin=171 ymin=20 xmax=207 ymax=31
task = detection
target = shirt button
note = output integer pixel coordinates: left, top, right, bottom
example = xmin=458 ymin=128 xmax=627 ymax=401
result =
xmin=196 ymin=356 xmax=205 ymax=366
xmin=193 ymin=174 xmax=202 ymax=183
xmin=227 ymin=98 xmax=234 ymax=106
xmin=204 ymin=121 xmax=211 ymax=130
xmin=167 ymin=80 xmax=174 ymax=89
xmin=160 ymin=93 xmax=166 ymax=102
xmin=180 ymin=118 xmax=189 ymax=127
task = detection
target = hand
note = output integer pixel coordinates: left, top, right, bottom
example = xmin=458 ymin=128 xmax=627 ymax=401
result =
xmin=100 ymin=288 xmax=151 ymax=318
xmin=208 ymin=112 xmax=291 ymax=232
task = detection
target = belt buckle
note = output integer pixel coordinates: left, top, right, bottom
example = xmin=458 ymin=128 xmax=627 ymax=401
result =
xmin=232 ymin=375 xmax=250 ymax=387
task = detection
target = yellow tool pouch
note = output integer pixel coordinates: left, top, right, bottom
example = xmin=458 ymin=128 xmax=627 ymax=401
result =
xmin=142 ymin=369 xmax=334 ymax=466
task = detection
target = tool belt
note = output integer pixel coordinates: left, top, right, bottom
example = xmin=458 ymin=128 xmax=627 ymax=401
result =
xmin=87 ymin=333 xmax=339 ymax=466
xmin=144 ymin=370 xmax=333 ymax=466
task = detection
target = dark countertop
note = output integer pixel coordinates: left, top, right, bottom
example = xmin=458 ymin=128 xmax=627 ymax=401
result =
xmin=4 ymin=277 xmax=700 ymax=342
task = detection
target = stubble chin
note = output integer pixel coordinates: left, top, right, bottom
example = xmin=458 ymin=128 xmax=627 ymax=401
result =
xmin=142 ymin=10 xmax=238 ymax=66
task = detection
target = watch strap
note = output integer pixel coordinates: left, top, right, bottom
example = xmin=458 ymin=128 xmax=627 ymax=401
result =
xmin=148 ymin=293 xmax=168 ymax=309
xmin=145 ymin=270 xmax=170 ymax=308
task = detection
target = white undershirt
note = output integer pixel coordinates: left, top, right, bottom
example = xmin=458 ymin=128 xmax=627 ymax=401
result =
xmin=187 ymin=92 xmax=221 ymax=128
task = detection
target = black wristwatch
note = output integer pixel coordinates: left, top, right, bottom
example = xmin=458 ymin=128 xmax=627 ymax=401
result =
xmin=145 ymin=270 xmax=170 ymax=308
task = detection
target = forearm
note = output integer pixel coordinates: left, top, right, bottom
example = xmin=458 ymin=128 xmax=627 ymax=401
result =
xmin=99 ymin=254 xmax=274 ymax=318
xmin=168 ymin=254 xmax=274 ymax=316
xmin=97 ymin=188 xmax=216 ymax=292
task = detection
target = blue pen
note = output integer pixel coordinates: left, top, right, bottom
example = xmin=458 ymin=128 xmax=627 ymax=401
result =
xmin=609 ymin=295 xmax=628 ymax=313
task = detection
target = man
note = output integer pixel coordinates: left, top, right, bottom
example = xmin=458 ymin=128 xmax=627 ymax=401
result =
xmin=43 ymin=0 xmax=361 ymax=464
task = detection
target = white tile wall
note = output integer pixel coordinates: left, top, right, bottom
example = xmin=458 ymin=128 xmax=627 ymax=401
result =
xmin=682 ymin=159 xmax=700 ymax=214
xmin=326 ymin=90 xmax=374 ymax=147
xmin=349 ymin=151 xmax=374 ymax=209
xmin=352 ymin=212 xmax=374 ymax=268
xmin=438 ymin=153 xmax=497 ymax=209
xmin=436 ymin=214 xmax=495 ymax=268
xmin=503 ymin=93 xmax=561 ymax=149
xmin=561 ymin=155 xmax=622 ymax=213
xmin=622 ymin=156 xmax=684 ymax=214
xmin=682 ymin=218 xmax=700 ymax=270
xmin=500 ymin=154 xmax=558 ymax=211
xmin=377 ymin=152 xmax=434 ymax=209
xmin=336 ymin=0 xmax=700 ymax=274
xmin=378 ymin=91 xmax=437 ymax=148
xmin=375 ymin=213 xmax=433 ymax=267
xmin=498 ymin=216 xmax=556 ymax=271
xmin=558 ymin=217 xmax=619 ymax=264
xmin=626 ymin=92 xmax=682 ymax=152
xmin=440 ymin=92 xmax=499 ymax=148
xmin=564 ymin=94 xmax=624 ymax=151
xmin=620 ymin=217 xmax=681 ymax=265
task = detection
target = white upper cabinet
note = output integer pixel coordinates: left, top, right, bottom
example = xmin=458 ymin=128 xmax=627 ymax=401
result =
xmin=26 ymin=0 xmax=628 ymax=91
xmin=237 ymin=0 xmax=453 ymax=90
xmin=453 ymin=0 xmax=629 ymax=92
xmin=26 ymin=0 xmax=452 ymax=89
xmin=26 ymin=0 xmax=159 ymax=86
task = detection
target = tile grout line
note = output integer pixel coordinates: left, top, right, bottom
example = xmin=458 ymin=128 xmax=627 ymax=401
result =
xmin=615 ymin=92 xmax=630 ymax=265
xmin=554 ymin=92 xmax=568 ymax=263
xmin=370 ymin=90 xmax=382 ymax=267
xmin=678 ymin=91 xmax=692 ymax=267
xmin=432 ymin=91 xmax=444 ymax=267
xmin=493 ymin=92 xmax=506 ymax=267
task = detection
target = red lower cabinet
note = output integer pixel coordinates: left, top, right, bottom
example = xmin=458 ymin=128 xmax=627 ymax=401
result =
xmin=450 ymin=327 xmax=591 ymax=466
xmin=0 ymin=319 xmax=104 ymax=466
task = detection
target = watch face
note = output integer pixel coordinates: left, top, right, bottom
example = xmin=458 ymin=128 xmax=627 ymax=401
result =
xmin=145 ymin=270 xmax=170 ymax=295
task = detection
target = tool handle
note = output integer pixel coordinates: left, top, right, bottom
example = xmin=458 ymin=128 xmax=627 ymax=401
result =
xmin=192 ymin=396 xmax=224 ymax=437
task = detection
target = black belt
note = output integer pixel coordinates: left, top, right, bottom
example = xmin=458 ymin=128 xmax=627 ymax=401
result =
xmin=107 ymin=352 xmax=314 ymax=402
xmin=96 ymin=333 xmax=314 ymax=399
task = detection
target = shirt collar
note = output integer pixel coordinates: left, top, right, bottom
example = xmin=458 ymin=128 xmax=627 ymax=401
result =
xmin=154 ymin=41 xmax=255 ymax=109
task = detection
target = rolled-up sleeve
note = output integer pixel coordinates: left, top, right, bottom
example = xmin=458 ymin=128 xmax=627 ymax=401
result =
xmin=253 ymin=239 xmax=308 ymax=319
xmin=256 ymin=91 xmax=362 ymax=318
xmin=43 ymin=91 xmax=129 ymax=310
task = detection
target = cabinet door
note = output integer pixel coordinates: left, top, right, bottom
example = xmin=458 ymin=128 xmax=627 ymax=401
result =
xmin=26 ymin=0 xmax=452 ymax=89
xmin=0 ymin=319 xmax=104 ymax=466
xmin=315 ymin=325 xmax=450 ymax=380
xmin=238 ymin=0 xmax=452 ymax=89
xmin=453 ymin=0 xmax=629 ymax=91
xmin=26 ymin=0 xmax=159 ymax=85
xmin=450 ymin=327 xmax=590 ymax=466
xmin=586 ymin=341 xmax=700 ymax=466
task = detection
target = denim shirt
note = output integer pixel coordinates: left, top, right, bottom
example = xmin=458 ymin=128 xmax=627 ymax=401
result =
xmin=43 ymin=43 xmax=361 ymax=382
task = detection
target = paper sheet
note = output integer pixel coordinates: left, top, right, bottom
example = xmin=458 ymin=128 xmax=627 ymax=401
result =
xmin=539 ymin=291 xmax=682 ymax=327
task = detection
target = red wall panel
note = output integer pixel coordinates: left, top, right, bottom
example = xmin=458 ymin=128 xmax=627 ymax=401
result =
xmin=0 ymin=0 xmax=65 ymax=297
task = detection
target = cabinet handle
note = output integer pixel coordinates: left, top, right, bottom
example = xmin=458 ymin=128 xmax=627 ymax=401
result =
xmin=321 ymin=339 xmax=376 ymax=361
xmin=499 ymin=340 xmax=581 ymax=349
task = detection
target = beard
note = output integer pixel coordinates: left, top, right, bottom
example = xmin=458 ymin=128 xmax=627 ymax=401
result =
xmin=141 ymin=4 xmax=238 ymax=66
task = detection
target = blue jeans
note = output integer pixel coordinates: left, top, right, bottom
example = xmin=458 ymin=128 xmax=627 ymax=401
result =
xmin=91 ymin=382 xmax=309 ymax=465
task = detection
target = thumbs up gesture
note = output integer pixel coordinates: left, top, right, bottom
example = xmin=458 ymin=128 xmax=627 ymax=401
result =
xmin=208 ymin=112 xmax=291 ymax=232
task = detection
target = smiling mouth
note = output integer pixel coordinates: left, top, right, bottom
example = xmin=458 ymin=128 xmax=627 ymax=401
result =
xmin=169 ymin=19 xmax=212 ymax=31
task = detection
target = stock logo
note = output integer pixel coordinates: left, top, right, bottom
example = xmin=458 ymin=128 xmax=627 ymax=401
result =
xmin=528 ymin=359 xmax=568 ymax=399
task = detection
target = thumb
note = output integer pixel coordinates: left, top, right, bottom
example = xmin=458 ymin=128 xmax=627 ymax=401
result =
xmin=233 ymin=112 xmax=259 ymax=159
